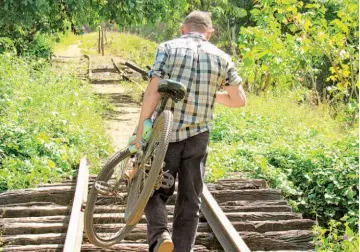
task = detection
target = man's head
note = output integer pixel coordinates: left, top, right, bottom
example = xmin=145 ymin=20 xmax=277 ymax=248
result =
xmin=181 ymin=11 xmax=214 ymax=40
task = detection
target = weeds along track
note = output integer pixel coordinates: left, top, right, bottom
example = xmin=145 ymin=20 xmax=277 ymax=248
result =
xmin=0 ymin=55 xmax=316 ymax=251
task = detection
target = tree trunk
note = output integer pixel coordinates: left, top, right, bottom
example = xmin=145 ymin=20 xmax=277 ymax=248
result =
xmin=262 ymin=73 xmax=271 ymax=92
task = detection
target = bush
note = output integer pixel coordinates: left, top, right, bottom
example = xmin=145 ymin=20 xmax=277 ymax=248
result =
xmin=25 ymin=33 xmax=54 ymax=60
xmin=0 ymin=55 xmax=112 ymax=191
xmin=0 ymin=37 xmax=16 ymax=54
xmin=313 ymin=217 xmax=359 ymax=252
xmin=208 ymin=91 xmax=359 ymax=229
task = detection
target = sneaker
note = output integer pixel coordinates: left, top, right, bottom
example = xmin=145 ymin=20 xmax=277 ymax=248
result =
xmin=153 ymin=231 xmax=174 ymax=252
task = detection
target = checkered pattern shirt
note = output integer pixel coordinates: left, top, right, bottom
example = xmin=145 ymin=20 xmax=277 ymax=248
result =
xmin=149 ymin=33 xmax=242 ymax=142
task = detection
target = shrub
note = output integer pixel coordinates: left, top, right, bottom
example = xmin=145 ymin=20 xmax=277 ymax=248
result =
xmin=313 ymin=217 xmax=359 ymax=252
xmin=0 ymin=37 xmax=16 ymax=55
xmin=208 ymin=91 xmax=359 ymax=229
xmin=0 ymin=54 xmax=112 ymax=191
xmin=25 ymin=33 xmax=54 ymax=60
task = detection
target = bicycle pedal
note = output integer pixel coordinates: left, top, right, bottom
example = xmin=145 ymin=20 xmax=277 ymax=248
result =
xmin=160 ymin=172 xmax=174 ymax=189
xmin=94 ymin=181 xmax=114 ymax=196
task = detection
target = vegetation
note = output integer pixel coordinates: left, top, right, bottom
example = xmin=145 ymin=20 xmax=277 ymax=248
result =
xmin=237 ymin=0 xmax=358 ymax=107
xmin=0 ymin=0 xmax=185 ymax=58
xmin=208 ymin=90 xmax=358 ymax=228
xmin=0 ymin=55 xmax=111 ymax=192
xmin=79 ymin=32 xmax=157 ymax=67
xmin=1 ymin=0 xmax=358 ymax=250
xmin=313 ymin=217 xmax=359 ymax=251
xmin=123 ymin=0 xmax=358 ymax=108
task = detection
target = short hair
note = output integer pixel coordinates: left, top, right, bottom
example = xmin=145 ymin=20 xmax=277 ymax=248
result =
xmin=182 ymin=11 xmax=213 ymax=32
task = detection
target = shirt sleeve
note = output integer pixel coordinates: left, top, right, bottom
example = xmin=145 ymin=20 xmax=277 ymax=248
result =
xmin=148 ymin=44 xmax=169 ymax=79
xmin=224 ymin=59 xmax=242 ymax=86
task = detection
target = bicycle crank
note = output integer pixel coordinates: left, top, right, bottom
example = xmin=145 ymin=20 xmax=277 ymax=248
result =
xmin=94 ymin=181 xmax=122 ymax=197
xmin=161 ymin=172 xmax=175 ymax=189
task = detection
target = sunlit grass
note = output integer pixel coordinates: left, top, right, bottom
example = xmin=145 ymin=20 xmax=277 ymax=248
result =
xmin=208 ymin=90 xmax=357 ymax=182
xmin=0 ymin=55 xmax=112 ymax=191
xmin=52 ymin=32 xmax=82 ymax=53
xmin=207 ymin=89 xmax=358 ymax=228
xmin=53 ymin=31 xmax=157 ymax=67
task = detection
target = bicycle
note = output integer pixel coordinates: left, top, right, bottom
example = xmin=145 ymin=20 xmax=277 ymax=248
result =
xmin=84 ymin=79 xmax=186 ymax=248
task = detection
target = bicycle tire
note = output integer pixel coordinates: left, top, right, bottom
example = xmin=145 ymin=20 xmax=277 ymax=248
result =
xmin=125 ymin=110 xmax=173 ymax=225
xmin=84 ymin=148 xmax=134 ymax=248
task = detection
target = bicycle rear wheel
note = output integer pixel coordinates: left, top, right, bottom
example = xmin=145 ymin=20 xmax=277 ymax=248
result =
xmin=84 ymin=148 xmax=134 ymax=248
xmin=125 ymin=110 xmax=173 ymax=225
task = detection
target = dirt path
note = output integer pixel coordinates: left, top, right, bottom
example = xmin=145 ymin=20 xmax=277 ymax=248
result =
xmin=54 ymin=45 xmax=140 ymax=151
xmin=88 ymin=56 xmax=140 ymax=150
xmin=54 ymin=41 xmax=83 ymax=58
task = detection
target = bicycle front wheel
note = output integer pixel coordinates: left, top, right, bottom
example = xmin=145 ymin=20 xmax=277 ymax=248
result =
xmin=125 ymin=110 xmax=173 ymax=225
xmin=84 ymin=148 xmax=134 ymax=248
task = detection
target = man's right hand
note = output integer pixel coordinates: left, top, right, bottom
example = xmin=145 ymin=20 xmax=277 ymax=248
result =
xmin=215 ymin=85 xmax=246 ymax=108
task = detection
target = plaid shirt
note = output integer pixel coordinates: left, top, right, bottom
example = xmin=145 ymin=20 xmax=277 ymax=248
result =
xmin=149 ymin=33 xmax=242 ymax=142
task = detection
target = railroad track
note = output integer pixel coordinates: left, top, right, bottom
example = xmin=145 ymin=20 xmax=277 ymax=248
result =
xmin=0 ymin=56 xmax=316 ymax=251
xmin=0 ymin=160 xmax=315 ymax=251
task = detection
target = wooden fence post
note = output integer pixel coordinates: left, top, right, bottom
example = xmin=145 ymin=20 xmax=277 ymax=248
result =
xmin=98 ymin=26 xmax=101 ymax=54
xmin=101 ymin=23 xmax=105 ymax=56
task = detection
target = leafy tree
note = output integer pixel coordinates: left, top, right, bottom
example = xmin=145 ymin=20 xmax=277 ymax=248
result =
xmin=0 ymin=0 xmax=96 ymax=55
xmin=237 ymin=0 xmax=358 ymax=106
xmin=184 ymin=0 xmax=254 ymax=53
xmin=0 ymin=0 xmax=188 ymax=56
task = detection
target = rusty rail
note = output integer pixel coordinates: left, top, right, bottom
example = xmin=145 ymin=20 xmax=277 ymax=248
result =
xmin=124 ymin=61 xmax=148 ymax=79
xmin=63 ymin=157 xmax=89 ymax=252
xmin=201 ymin=185 xmax=251 ymax=252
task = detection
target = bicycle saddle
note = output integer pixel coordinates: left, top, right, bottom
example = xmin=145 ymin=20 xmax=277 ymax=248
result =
xmin=158 ymin=80 xmax=187 ymax=102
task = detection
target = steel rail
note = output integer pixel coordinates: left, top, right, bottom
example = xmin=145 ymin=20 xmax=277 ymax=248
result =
xmin=63 ymin=157 xmax=89 ymax=252
xmin=201 ymin=184 xmax=251 ymax=252
xmin=124 ymin=61 xmax=148 ymax=79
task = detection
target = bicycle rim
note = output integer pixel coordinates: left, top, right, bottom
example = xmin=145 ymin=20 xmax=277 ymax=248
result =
xmin=84 ymin=148 xmax=135 ymax=248
xmin=125 ymin=110 xmax=173 ymax=225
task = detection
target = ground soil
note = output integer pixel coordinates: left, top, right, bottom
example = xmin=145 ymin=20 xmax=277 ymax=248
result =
xmin=54 ymin=44 xmax=140 ymax=151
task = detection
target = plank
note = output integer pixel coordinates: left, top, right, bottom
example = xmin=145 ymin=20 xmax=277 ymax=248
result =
xmin=0 ymin=216 xmax=70 ymax=224
xmin=220 ymin=200 xmax=288 ymax=206
xmin=196 ymin=230 xmax=314 ymax=250
xmin=0 ymin=219 xmax=315 ymax=237
xmin=0 ymin=205 xmax=70 ymax=218
xmin=90 ymin=204 xmax=291 ymax=214
xmin=0 ymin=187 xmax=74 ymax=205
xmin=81 ymin=243 xmax=210 ymax=251
xmin=1 ymin=222 xmax=68 ymax=235
xmin=1 ymin=244 xmax=63 ymax=252
xmin=210 ymin=189 xmax=282 ymax=202
xmin=1 ymin=233 xmax=67 ymax=246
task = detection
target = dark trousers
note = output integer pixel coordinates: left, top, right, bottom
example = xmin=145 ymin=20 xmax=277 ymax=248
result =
xmin=145 ymin=131 xmax=209 ymax=252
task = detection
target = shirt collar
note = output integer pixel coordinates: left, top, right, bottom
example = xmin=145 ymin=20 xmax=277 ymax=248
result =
xmin=181 ymin=32 xmax=207 ymax=41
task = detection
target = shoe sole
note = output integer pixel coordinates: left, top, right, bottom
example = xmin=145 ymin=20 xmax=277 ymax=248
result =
xmin=156 ymin=240 xmax=174 ymax=252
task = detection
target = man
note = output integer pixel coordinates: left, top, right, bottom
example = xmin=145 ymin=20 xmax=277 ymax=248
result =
xmin=132 ymin=11 xmax=246 ymax=252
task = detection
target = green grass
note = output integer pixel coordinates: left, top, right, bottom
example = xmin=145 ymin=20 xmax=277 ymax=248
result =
xmin=0 ymin=55 xmax=112 ymax=191
xmin=208 ymin=90 xmax=358 ymax=229
xmin=54 ymin=32 xmax=157 ymax=68
xmin=52 ymin=32 xmax=81 ymax=53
